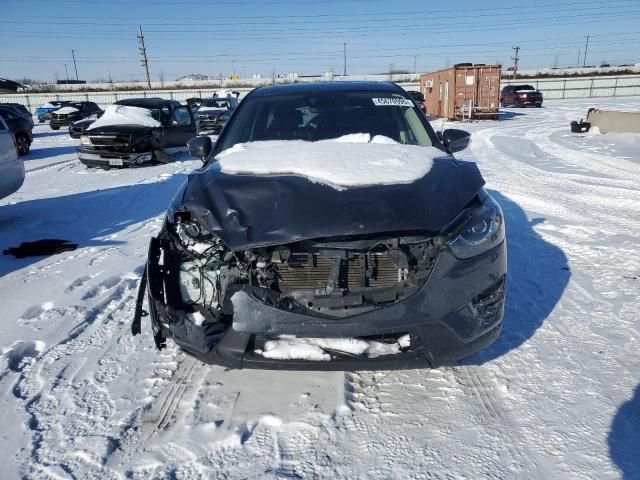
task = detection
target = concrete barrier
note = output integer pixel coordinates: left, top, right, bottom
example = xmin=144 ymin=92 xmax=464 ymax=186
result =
xmin=586 ymin=109 xmax=640 ymax=134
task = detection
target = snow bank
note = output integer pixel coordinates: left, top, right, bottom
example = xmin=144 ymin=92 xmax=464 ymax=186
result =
xmin=55 ymin=106 xmax=78 ymax=115
xmin=256 ymin=335 xmax=409 ymax=361
xmin=87 ymin=105 xmax=161 ymax=131
xmin=216 ymin=134 xmax=441 ymax=190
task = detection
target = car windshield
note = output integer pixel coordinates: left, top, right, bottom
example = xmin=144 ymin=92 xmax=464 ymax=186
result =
xmin=515 ymin=85 xmax=535 ymax=90
xmin=200 ymin=99 xmax=229 ymax=108
xmin=217 ymin=90 xmax=434 ymax=153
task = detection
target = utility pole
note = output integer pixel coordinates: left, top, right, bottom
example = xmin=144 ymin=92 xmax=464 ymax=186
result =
xmin=583 ymin=35 xmax=590 ymax=67
xmin=413 ymin=55 xmax=417 ymax=74
xmin=64 ymin=63 xmax=69 ymax=82
xmin=577 ymin=49 xmax=581 ymax=67
xmin=137 ymin=25 xmax=152 ymax=89
xmin=71 ymin=49 xmax=79 ymax=80
xmin=343 ymin=43 xmax=347 ymax=76
xmin=511 ymin=46 xmax=520 ymax=79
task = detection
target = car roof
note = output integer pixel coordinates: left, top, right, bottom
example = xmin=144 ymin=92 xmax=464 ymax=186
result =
xmin=249 ymin=81 xmax=405 ymax=97
xmin=115 ymin=97 xmax=176 ymax=108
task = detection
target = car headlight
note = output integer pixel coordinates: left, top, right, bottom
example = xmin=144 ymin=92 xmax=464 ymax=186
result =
xmin=135 ymin=153 xmax=153 ymax=164
xmin=447 ymin=192 xmax=505 ymax=259
xmin=80 ymin=135 xmax=91 ymax=146
xmin=218 ymin=112 xmax=231 ymax=122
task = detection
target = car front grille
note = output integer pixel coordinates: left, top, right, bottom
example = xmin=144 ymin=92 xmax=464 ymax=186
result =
xmin=88 ymin=135 xmax=131 ymax=147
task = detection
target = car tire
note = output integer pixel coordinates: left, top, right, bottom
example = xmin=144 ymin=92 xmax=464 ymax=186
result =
xmin=16 ymin=134 xmax=30 ymax=156
xmin=51 ymin=125 xmax=60 ymax=130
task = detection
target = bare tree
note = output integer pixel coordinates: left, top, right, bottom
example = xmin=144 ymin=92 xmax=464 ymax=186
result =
xmin=158 ymin=71 xmax=165 ymax=87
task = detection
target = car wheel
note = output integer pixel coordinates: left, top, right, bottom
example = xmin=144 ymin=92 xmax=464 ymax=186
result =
xmin=16 ymin=134 xmax=30 ymax=155
xmin=51 ymin=125 xmax=60 ymax=130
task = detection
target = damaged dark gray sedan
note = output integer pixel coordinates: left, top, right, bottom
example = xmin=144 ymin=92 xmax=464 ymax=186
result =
xmin=133 ymin=82 xmax=506 ymax=370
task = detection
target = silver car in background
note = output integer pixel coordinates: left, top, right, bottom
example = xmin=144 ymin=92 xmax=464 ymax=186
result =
xmin=0 ymin=116 xmax=25 ymax=200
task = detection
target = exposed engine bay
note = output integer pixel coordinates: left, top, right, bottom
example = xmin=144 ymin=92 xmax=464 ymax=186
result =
xmin=165 ymin=212 xmax=438 ymax=322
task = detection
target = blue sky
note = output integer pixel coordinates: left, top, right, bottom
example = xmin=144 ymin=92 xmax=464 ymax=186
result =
xmin=2 ymin=0 xmax=640 ymax=82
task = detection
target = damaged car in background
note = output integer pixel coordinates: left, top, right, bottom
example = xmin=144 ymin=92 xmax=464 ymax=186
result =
xmin=49 ymin=101 xmax=103 ymax=130
xmin=133 ymin=82 xmax=507 ymax=370
xmin=194 ymin=96 xmax=239 ymax=134
xmin=77 ymin=98 xmax=198 ymax=168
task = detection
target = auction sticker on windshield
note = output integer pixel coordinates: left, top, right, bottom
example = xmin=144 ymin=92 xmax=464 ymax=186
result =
xmin=372 ymin=97 xmax=414 ymax=107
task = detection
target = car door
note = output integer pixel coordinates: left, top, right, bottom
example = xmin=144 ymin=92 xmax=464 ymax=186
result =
xmin=88 ymin=102 xmax=103 ymax=117
xmin=166 ymin=106 xmax=198 ymax=147
xmin=0 ymin=115 xmax=24 ymax=200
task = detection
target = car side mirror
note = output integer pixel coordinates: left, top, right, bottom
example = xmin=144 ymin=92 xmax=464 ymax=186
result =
xmin=187 ymin=135 xmax=213 ymax=162
xmin=441 ymin=128 xmax=471 ymax=153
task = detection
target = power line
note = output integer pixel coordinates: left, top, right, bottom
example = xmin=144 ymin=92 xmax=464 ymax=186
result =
xmin=3 ymin=5 xmax=638 ymax=29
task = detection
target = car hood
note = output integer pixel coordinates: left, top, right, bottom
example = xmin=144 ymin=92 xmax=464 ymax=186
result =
xmin=85 ymin=124 xmax=161 ymax=135
xmin=169 ymin=154 xmax=485 ymax=250
xmin=71 ymin=119 xmax=96 ymax=128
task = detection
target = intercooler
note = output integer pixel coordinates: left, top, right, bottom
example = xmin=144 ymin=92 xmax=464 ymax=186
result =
xmin=275 ymin=252 xmax=403 ymax=293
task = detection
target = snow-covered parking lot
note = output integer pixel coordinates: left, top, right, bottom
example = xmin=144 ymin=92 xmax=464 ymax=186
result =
xmin=0 ymin=97 xmax=639 ymax=479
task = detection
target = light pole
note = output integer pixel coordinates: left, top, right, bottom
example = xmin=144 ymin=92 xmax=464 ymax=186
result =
xmin=71 ymin=49 xmax=79 ymax=80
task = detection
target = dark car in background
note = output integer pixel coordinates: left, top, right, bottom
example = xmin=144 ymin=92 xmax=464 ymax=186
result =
xmin=0 ymin=105 xmax=33 ymax=155
xmin=77 ymin=97 xmax=198 ymax=168
xmin=35 ymin=100 xmax=72 ymax=123
xmin=69 ymin=118 xmax=97 ymax=139
xmin=1 ymin=103 xmax=34 ymax=128
xmin=133 ymin=82 xmax=506 ymax=370
xmin=500 ymin=85 xmax=543 ymax=107
xmin=50 ymin=101 xmax=103 ymax=130
xmin=406 ymin=90 xmax=426 ymax=113
xmin=194 ymin=96 xmax=239 ymax=134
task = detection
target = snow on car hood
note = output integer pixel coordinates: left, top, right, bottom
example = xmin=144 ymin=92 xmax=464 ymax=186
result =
xmin=55 ymin=106 xmax=79 ymax=115
xmin=514 ymin=89 xmax=539 ymax=93
xmin=216 ymin=134 xmax=438 ymax=190
xmin=40 ymin=103 xmax=58 ymax=109
xmin=173 ymin=134 xmax=484 ymax=250
xmin=87 ymin=105 xmax=161 ymax=131
xmin=197 ymin=107 xmax=226 ymax=115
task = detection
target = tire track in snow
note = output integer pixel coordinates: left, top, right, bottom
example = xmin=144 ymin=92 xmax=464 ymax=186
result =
xmin=10 ymin=273 xmax=144 ymax=478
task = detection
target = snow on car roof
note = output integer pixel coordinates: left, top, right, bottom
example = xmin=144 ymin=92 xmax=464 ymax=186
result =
xmin=216 ymin=134 xmax=439 ymax=190
xmin=87 ymin=104 xmax=161 ymax=130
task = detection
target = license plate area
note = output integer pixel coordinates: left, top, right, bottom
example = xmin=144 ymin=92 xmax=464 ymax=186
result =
xmin=109 ymin=158 xmax=124 ymax=167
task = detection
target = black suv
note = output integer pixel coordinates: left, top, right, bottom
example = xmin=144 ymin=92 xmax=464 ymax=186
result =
xmin=0 ymin=103 xmax=34 ymax=128
xmin=77 ymin=98 xmax=198 ymax=168
xmin=194 ymin=96 xmax=239 ymax=134
xmin=50 ymin=101 xmax=103 ymax=130
xmin=500 ymin=85 xmax=543 ymax=107
xmin=0 ymin=105 xmax=33 ymax=155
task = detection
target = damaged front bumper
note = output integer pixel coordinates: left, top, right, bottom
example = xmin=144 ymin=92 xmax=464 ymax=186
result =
xmin=133 ymin=226 xmax=506 ymax=370
xmin=77 ymin=148 xmax=155 ymax=168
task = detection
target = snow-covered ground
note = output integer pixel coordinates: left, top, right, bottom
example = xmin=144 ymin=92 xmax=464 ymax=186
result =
xmin=1 ymin=97 xmax=639 ymax=479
